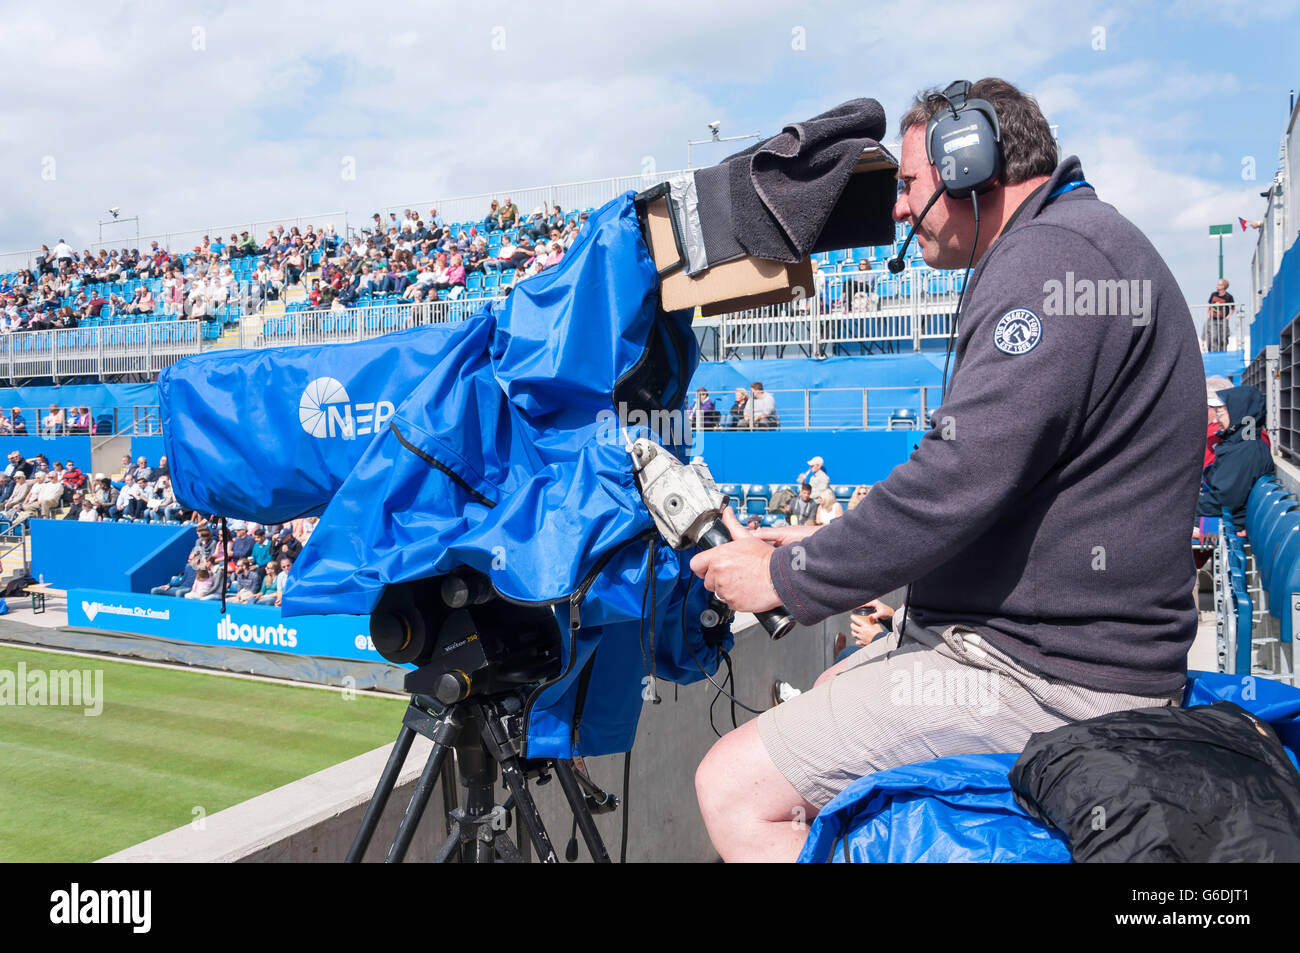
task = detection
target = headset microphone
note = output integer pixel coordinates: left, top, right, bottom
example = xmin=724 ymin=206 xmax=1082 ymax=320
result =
xmin=888 ymin=185 xmax=944 ymax=273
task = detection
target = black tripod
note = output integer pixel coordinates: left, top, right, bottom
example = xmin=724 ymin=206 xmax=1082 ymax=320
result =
xmin=346 ymin=689 xmax=616 ymax=863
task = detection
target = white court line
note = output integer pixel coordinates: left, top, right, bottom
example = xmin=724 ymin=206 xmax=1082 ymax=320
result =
xmin=0 ymin=638 xmax=406 ymax=699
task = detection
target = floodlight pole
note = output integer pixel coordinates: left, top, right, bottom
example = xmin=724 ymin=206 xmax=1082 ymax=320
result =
xmin=687 ymin=131 xmax=761 ymax=170
xmin=98 ymin=215 xmax=141 ymax=251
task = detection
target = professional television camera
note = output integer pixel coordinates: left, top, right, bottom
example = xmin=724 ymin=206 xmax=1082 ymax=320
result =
xmin=159 ymin=96 xmax=899 ymax=861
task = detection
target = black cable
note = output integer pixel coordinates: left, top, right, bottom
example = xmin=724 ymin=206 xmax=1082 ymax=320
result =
xmin=722 ymin=649 xmax=739 ymax=730
xmin=678 ymin=565 xmax=766 ymax=715
xmin=619 ymin=750 xmax=631 ymax=863
xmin=900 ymin=192 xmax=982 ymax=644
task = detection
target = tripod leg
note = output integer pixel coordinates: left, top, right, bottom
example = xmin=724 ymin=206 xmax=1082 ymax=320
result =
xmin=432 ymin=826 xmax=462 ymax=864
xmin=346 ymin=724 xmax=416 ymax=863
xmin=497 ymin=758 xmax=558 ymax=862
xmin=386 ymin=737 xmax=452 ymax=863
xmin=554 ymin=759 xmax=612 ymax=863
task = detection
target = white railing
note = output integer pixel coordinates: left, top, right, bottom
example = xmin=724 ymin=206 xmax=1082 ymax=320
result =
xmin=1197 ymin=302 xmax=1251 ymax=353
xmin=247 ymin=298 xmax=502 ymax=349
xmin=0 ymin=321 xmax=202 ymax=382
xmin=694 ymin=385 xmax=938 ymax=432
xmin=720 ymin=268 xmax=966 ymax=357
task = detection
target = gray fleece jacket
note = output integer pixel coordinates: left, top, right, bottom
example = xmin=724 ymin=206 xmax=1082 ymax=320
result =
xmin=769 ymin=157 xmax=1205 ymax=696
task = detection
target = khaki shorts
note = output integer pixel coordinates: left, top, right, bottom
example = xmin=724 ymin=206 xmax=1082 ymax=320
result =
xmin=757 ymin=619 xmax=1183 ymax=809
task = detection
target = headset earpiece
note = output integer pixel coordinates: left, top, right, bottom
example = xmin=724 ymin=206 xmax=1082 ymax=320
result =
xmin=925 ymin=80 xmax=1004 ymax=200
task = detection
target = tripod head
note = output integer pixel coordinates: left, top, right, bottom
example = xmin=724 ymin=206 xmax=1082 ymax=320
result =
xmin=370 ymin=569 xmax=563 ymax=705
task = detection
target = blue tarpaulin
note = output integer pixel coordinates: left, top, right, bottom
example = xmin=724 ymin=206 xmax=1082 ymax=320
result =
xmin=798 ymin=670 xmax=1300 ymax=862
xmin=159 ymin=192 xmax=729 ymax=758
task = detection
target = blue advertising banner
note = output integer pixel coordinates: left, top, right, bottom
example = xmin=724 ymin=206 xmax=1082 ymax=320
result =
xmin=66 ymin=588 xmax=386 ymax=663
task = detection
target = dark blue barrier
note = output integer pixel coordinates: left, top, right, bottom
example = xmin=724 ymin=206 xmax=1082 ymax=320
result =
xmin=689 ymin=430 xmax=920 ymax=486
xmin=130 ymin=435 xmax=166 ymax=466
xmin=0 ymin=382 xmax=156 ymax=411
xmin=0 ymin=436 xmax=94 ymax=467
xmin=31 ymin=520 xmax=194 ymax=593
xmin=67 ymin=588 xmax=384 ymax=663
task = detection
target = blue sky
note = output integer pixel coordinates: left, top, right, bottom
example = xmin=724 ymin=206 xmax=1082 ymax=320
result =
xmin=1 ymin=0 xmax=1296 ymax=319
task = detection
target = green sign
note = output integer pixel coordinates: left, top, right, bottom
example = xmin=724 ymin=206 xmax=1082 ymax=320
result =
xmin=1209 ymin=224 xmax=1233 ymax=236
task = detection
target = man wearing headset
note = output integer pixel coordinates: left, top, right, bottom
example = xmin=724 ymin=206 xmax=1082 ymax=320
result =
xmin=690 ymin=79 xmax=1205 ymax=862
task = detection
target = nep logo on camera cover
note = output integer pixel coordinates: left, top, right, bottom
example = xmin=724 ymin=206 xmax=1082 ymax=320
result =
xmin=299 ymin=377 xmax=395 ymax=440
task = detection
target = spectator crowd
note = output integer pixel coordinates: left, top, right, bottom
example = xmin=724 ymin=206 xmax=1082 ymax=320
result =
xmin=0 ymin=224 xmax=341 ymax=332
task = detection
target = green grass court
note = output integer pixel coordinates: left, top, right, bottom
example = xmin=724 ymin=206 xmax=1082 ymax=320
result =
xmin=0 ymin=644 xmax=406 ymax=861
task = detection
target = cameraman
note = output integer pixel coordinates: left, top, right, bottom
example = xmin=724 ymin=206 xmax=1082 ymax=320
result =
xmin=688 ymin=79 xmax=1205 ymax=862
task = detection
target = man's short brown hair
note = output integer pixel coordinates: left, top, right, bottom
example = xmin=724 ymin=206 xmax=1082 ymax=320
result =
xmin=898 ymin=78 xmax=1058 ymax=185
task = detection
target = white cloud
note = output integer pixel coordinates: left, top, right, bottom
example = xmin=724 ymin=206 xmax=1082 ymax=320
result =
xmin=0 ymin=0 xmax=1289 ymax=332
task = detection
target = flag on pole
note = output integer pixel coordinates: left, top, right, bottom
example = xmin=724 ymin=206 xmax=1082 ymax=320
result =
xmin=1240 ymin=217 xmax=1249 ymax=231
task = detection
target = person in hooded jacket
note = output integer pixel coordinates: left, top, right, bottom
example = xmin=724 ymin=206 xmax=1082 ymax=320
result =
xmin=1198 ymin=385 xmax=1274 ymax=534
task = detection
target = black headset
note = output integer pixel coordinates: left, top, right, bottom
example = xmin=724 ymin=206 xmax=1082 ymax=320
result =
xmin=924 ymin=80 xmax=1004 ymax=199
xmin=888 ymin=80 xmax=1003 ymax=274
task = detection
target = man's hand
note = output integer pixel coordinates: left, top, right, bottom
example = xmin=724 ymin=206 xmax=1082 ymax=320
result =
xmin=754 ymin=522 xmax=820 ymax=546
xmin=689 ymin=507 xmax=783 ymax=613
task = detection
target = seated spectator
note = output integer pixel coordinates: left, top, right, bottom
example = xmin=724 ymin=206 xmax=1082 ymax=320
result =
xmin=689 ymin=387 xmax=720 ymax=430
xmin=728 ymin=388 xmax=750 ymax=429
xmin=251 ymin=527 xmax=273 ymax=567
xmin=0 ymin=473 xmax=11 ymax=508
xmin=62 ymin=459 xmax=85 ymax=493
xmin=233 ymin=558 xmax=263 ymax=604
xmin=76 ymin=497 xmax=99 ymax=522
xmin=41 ymin=404 xmax=66 ymax=435
xmin=143 ymin=477 xmax=174 ymax=522
xmin=788 ymin=483 xmax=817 ymax=526
xmin=90 ymin=476 xmax=113 ymax=517
xmin=154 ymin=455 xmax=170 ymax=480
xmin=186 ymin=568 xmax=215 ymax=600
xmin=1198 ymin=385 xmax=1274 ymax=535
xmin=229 ymin=522 xmax=255 ymax=561
xmin=19 ymin=474 xmax=47 ymax=522
xmin=11 ymin=407 xmax=27 ymax=434
xmin=152 ymin=552 xmax=202 ymax=597
xmin=36 ymin=472 xmax=65 ymax=517
xmin=5 ymin=450 xmax=30 ymax=479
xmin=744 ymin=381 xmax=779 ymax=429
xmin=192 ymin=524 xmax=217 ymax=559
xmin=815 ymin=488 xmax=844 ymax=525
xmin=109 ymin=474 xmax=145 ymax=521
xmin=134 ymin=456 xmax=152 ymax=483
xmin=847 ymin=484 xmax=871 ymax=510
xmin=256 ymin=561 xmax=281 ymax=604
xmin=273 ymin=525 xmax=303 ymax=562
xmin=798 ymin=456 xmax=831 ymax=495
xmin=2 ymin=472 xmax=31 ymax=521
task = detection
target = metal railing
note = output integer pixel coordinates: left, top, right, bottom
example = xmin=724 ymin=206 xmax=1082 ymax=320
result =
xmin=1198 ymin=302 xmax=1251 ymax=353
xmin=693 ymin=385 xmax=938 ymax=432
xmin=245 ymin=298 xmax=498 ymax=349
xmin=0 ymin=322 xmax=202 ymax=383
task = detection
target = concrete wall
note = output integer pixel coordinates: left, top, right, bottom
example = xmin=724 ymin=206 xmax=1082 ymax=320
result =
xmin=102 ymin=609 xmax=859 ymax=863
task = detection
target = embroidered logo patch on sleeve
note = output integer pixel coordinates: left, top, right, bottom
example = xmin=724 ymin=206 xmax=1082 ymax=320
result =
xmin=993 ymin=309 xmax=1042 ymax=355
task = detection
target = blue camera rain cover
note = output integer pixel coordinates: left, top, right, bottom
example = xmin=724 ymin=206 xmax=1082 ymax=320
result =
xmin=159 ymin=192 xmax=730 ymax=758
